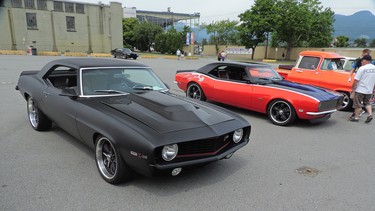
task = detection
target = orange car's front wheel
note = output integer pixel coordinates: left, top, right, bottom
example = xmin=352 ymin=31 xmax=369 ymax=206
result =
xmin=267 ymin=100 xmax=296 ymax=126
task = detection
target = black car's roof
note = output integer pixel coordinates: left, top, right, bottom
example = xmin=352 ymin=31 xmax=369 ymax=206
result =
xmin=46 ymin=58 xmax=147 ymax=69
xmin=196 ymin=61 xmax=271 ymax=74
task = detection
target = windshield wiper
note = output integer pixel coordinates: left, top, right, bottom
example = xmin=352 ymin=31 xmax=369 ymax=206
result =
xmin=257 ymin=77 xmax=282 ymax=81
xmin=94 ymin=90 xmax=128 ymax=94
xmin=132 ymin=85 xmax=153 ymax=90
xmin=270 ymin=77 xmax=282 ymax=80
xmin=257 ymin=77 xmax=272 ymax=80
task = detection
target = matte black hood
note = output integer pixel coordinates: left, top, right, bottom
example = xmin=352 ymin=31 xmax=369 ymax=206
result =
xmin=100 ymin=92 xmax=235 ymax=134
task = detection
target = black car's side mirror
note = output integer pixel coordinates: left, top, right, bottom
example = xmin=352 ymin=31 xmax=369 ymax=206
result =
xmin=60 ymin=88 xmax=78 ymax=99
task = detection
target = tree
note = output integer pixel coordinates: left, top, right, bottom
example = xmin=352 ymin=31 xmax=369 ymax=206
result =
xmin=370 ymin=39 xmax=375 ymax=48
xmin=334 ymin=36 xmax=350 ymax=47
xmin=306 ymin=6 xmax=335 ymax=47
xmin=204 ymin=20 xmax=239 ymax=53
xmin=354 ymin=38 xmax=367 ymax=47
xmin=238 ymin=0 xmax=276 ymax=60
xmin=154 ymin=27 xmax=183 ymax=54
xmin=133 ymin=22 xmax=164 ymax=52
xmin=122 ymin=18 xmax=139 ymax=48
xmin=271 ymin=0 xmax=334 ymax=59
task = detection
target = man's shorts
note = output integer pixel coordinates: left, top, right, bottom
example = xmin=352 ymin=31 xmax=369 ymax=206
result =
xmin=353 ymin=92 xmax=372 ymax=108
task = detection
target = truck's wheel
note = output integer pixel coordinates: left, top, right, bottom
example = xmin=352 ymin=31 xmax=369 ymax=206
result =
xmin=340 ymin=92 xmax=353 ymax=111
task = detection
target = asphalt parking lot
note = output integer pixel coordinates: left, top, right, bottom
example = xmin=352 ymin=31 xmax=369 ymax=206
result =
xmin=1 ymin=55 xmax=374 ymax=210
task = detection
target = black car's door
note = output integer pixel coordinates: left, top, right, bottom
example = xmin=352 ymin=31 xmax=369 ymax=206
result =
xmin=43 ymin=86 xmax=81 ymax=139
xmin=41 ymin=66 xmax=81 ymax=139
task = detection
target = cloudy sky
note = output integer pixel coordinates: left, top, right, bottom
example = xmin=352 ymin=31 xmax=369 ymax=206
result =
xmin=90 ymin=0 xmax=375 ymax=23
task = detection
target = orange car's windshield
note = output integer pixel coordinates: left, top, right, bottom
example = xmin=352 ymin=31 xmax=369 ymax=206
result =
xmin=248 ymin=67 xmax=282 ymax=81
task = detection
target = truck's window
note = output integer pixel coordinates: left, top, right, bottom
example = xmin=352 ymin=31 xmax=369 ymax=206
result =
xmin=321 ymin=59 xmax=344 ymax=71
xmin=298 ymin=56 xmax=320 ymax=70
xmin=341 ymin=58 xmax=355 ymax=71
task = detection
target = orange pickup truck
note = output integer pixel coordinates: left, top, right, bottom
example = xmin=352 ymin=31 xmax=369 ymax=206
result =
xmin=276 ymin=51 xmax=354 ymax=110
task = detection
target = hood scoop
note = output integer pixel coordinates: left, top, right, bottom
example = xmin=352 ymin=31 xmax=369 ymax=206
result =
xmin=101 ymin=92 xmax=234 ymax=133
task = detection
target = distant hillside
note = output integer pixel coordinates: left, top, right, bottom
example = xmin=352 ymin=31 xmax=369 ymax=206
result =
xmin=172 ymin=10 xmax=375 ymax=43
xmin=333 ymin=10 xmax=375 ymax=40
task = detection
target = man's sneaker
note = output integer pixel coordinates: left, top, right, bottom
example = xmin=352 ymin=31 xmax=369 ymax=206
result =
xmin=348 ymin=116 xmax=359 ymax=122
xmin=365 ymin=115 xmax=373 ymax=123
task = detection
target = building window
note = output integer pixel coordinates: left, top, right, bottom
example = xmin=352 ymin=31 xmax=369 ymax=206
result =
xmin=26 ymin=13 xmax=38 ymax=30
xmin=24 ymin=0 xmax=35 ymax=9
xmin=11 ymin=0 xmax=23 ymax=8
xmin=66 ymin=16 xmax=76 ymax=32
xmin=54 ymin=1 xmax=63 ymax=12
xmin=76 ymin=4 xmax=84 ymax=14
xmin=65 ymin=2 xmax=74 ymax=13
xmin=37 ymin=0 xmax=47 ymax=10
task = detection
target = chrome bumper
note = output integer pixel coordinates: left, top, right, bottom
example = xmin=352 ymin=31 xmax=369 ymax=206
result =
xmin=306 ymin=109 xmax=337 ymax=116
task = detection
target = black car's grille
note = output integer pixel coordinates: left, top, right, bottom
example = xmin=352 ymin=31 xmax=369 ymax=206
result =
xmin=319 ymin=98 xmax=341 ymax=111
xmin=177 ymin=135 xmax=231 ymax=157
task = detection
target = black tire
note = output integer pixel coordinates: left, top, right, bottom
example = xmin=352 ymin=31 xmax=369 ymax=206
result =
xmin=186 ymin=83 xmax=206 ymax=101
xmin=95 ymin=136 xmax=132 ymax=184
xmin=267 ymin=100 xmax=296 ymax=126
xmin=340 ymin=92 xmax=353 ymax=111
xmin=27 ymin=96 xmax=52 ymax=131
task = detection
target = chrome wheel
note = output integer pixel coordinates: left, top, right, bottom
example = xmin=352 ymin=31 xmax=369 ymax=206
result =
xmin=186 ymin=83 xmax=206 ymax=101
xmin=26 ymin=96 xmax=51 ymax=131
xmin=96 ymin=137 xmax=118 ymax=180
xmin=95 ymin=136 xmax=132 ymax=184
xmin=27 ymin=97 xmax=38 ymax=128
xmin=268 ymin=100 xmax=296 ymax=126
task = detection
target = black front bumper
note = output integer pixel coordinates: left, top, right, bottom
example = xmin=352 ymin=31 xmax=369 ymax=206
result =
xmin=148 ymin=138 xmax=249 ymax=175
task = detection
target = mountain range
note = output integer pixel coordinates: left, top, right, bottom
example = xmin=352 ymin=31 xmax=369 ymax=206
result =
xmin=333 ymin=10 xmax=375 ymax=41
xmin=176 ymin=10 xmax=375 ymax=43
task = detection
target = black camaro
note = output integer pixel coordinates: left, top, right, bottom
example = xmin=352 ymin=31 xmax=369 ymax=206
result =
xmin=16 ymin=58 xmax=251 ymax=184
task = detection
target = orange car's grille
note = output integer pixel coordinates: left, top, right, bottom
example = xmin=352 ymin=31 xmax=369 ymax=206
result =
xmin=319 ymin=98 xmax=341 ymax=111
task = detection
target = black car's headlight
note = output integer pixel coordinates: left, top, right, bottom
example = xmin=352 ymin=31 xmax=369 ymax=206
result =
xmin=162 ymin=144 xmax=178 ymax=161
xmin=232 ymin=129 xmax=243 ymax=143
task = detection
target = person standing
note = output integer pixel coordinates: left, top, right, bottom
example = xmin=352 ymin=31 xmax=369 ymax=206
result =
xmin=350 ymin=48 xmax=372 ymax=76
xmin=348 ymin=48 xmax=374 ymax=117
xmin=349 ymin=55 xmax=375 ymax=123
xmin=220 ymin=51 xmax=227 ymax=61
xmin=217 ymin=51 xmax=221 ymax=61
xmin=176 ymin=49 xmax=181 ymax=60
xmin=181 ymin=50 xmax=185 ymax=60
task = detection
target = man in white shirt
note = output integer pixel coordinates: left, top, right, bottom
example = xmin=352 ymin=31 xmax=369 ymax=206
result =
xmin=349 ymin=55 xmax=375 ymax=123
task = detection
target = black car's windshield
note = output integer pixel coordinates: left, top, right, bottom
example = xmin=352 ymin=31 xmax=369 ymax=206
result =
xmin=80 ymin=67 xmax=168 ymax=96
xmin=248 ymin=67 xmax=283 ymax=82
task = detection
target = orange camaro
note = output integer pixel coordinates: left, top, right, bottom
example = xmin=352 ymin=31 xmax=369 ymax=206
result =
xmin=175 ymin=62 xmax=343 ymax=126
